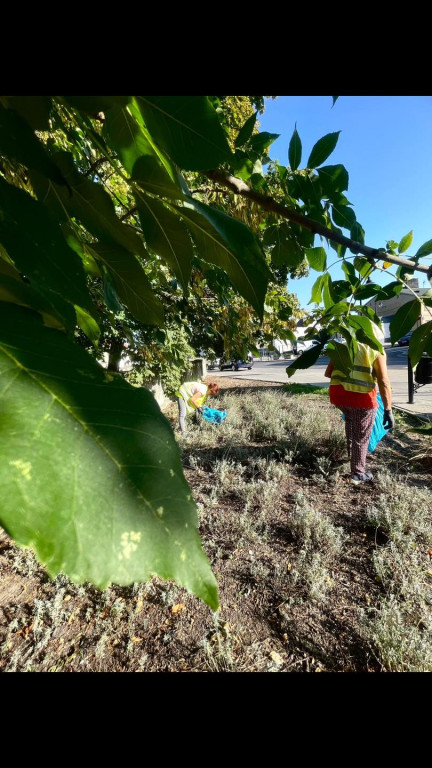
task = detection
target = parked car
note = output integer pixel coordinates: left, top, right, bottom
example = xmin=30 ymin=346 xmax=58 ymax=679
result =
xmin=206 ymin=358 xmax=221 ymax=370
xmin=397 ymin=331 xmax=414 ymax=346
xmin=296 ymin=341 xmax=320 ymax=356
xmin=219 ymin=358 xmax=254 ymax=371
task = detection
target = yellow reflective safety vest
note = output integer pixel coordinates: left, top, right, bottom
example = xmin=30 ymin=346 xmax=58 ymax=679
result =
xmin=176 ymin=381 xmax=208 ymax=414
xmin=330 ymin=342 xmax=379 ymax=393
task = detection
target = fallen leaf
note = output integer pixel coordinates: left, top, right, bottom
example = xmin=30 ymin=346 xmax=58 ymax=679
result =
xmin=270 ymin=651 xmax=283 ymax=665
xmin=172 ymin=603 xmax=185 ymax=614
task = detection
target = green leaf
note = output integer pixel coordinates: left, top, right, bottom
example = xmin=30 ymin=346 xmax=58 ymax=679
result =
xmin=277 ymin=164 xmax=288 ymax=183
xmin=134 ymin=191 xmax=193 ymax=289
xmin=414 ymin=239 xmax=432 ymax=259
xmin=408 ymin=321 xmax=432 ymax=366
xmin=173 ymin=199 xmax=271 ymax=319
xmin=353 ymin=255 xmax=373 ymax=278
xmin=0 ymin=177 xmax=93 ymax=313
xmin=309 ymin=274 xmax=325 ymax=304
xmin=231 ymin=150 xmax=254 ymax=181
xmin=3 ymin=96 xmax=52 ymax=130
xmin=323 ymin=300 xmax=350 ymax=316
xmin=0 ymin=273 xmax=74 ymax=331
xmin=288 ymin=125 xmax=302 ymax=171
xmin=289 ymin=173 xmax=322 ymax=207
xmin=278 ymin=312 xmax=295 ymax=326
xmin=326 ymin=340 xmax=353 ymax=376
xmin=136 ymin=96 xmax=233 ymax=170
xmin=62 ymin=226 xmax=102 ymax=278
xmin=355 ymin=304 xmax=383 ymax=327
xmin=317 ymin=164 xmax=349 ymax=197
xmin=0 ymin=104 xmax=67 ymax=186
xmin=354 ymin=283 xmax=382 ymax=300
xmin=250 ymin=171 xmax=265 ymax=189
xmin=322 ymin=273 xmax=333 ymax=309
xmin=390 ymin=299 xmax=422 ymax=345
xmin=0 ymin=252 xmax=78 ymax=332
xmin=307 ymin=132 xmax=341 ymax=169
xmin=103 ymin=102 xmax=183 ymax=199
xmin=338 ymin=324 xmax=358 ymax=359
xmin=350 ymin=222 xmax=365 ymax=250
xmin=271 ymin=232 xmax=304 ymax=269
xmin=305 ymin=246 xmax=327 ymax=272
xmin=347 ymin=315 xmax=383 ymax=353
xmin=248 ymin=132 xmax=280 ymax=155
xmin=341 ymin=260 xmax=359 ymax=286
xmin=235 ymin=111 xmax=257 ymax=148
xmin=286 ymin=343 xmax=323 ymax=377
xmin=0 ymin=304 xmax=218 ymax=609
xmin=331 ymin=204 xmax=356 ymax=230
xmin=102 ymin=266 xmax=123 ymax=314
xmin=31 ymin=151 xmax=145 ymax=256
xmin=398 ymin=230 xmax=413 ymax=254
xmin=330 ymin=280 xmax=352 ymax=303
xmin=262 ymin=224 xmax=278 ymax=247
xmin=375 ymin=281 xmax=404 ymax=300
xmin=396 ymin=264 xmax=414 ymax=281
xmin=386 ymin=240 xmax=399 ymax=252
xmin=89 ymin=243 xmax=164 ymax=326
xmin=75 ymin=306 xmax=100 ymax=345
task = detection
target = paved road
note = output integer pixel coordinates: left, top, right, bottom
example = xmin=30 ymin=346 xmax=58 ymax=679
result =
xmin=209 ymin=345 xmax=432 ymax=420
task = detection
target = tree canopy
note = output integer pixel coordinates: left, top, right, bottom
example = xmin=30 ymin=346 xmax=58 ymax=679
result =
xmin=1 ymin=95 xmax=431 ymax=609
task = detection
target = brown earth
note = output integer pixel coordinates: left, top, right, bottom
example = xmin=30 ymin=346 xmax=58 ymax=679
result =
xmin=1 ymin=376 xmax=430 ymax=673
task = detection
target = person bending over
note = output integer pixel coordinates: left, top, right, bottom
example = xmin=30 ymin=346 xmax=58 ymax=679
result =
xmin=176 ymin=381 xmax=219 ymax=435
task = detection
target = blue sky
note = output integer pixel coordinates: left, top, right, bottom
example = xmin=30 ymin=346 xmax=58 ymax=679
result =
xmin=258 ymin=96 xmax=432 ymax=308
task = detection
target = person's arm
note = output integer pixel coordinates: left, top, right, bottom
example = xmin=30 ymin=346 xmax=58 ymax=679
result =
xmin=324 ymin=361 xmax=334 ymax=378
xmin=372 ymin=353 xmax=395 ymax=428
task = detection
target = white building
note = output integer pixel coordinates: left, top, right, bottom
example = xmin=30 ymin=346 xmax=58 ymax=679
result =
xmin=365 ymin=278 xmax=430 ymax=341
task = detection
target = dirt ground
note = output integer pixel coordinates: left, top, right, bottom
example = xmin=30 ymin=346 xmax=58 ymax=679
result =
xmin=1 ymin=376 xmax=431 ymax=673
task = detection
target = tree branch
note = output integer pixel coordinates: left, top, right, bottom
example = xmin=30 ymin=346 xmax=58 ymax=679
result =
xmin=204 ymin=169 xmax=430 ymax=276
xmin=120 ymin=206 xmax=138 ymax=222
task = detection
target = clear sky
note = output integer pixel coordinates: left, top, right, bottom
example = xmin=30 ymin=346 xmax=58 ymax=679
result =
xmin=258 ymin=96 xmax=432 ymax=308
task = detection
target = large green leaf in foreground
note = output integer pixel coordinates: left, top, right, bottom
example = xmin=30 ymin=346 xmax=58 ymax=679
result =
xmin=0 ymin=304 xmax=218 ymax=609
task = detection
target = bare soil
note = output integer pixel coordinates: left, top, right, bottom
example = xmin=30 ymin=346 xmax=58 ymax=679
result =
xmin=1 ymin=377 xmax=431 ymax=673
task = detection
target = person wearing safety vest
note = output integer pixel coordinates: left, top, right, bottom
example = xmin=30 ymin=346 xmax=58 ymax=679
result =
xmin=175 ymin=381 xmax=219 ymax=435
xmin=324 ymin=324 xmax=394 ymax=484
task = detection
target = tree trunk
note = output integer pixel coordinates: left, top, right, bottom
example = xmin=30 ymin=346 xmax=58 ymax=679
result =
xmin=107 ymin=337 xmax=123 ymax=372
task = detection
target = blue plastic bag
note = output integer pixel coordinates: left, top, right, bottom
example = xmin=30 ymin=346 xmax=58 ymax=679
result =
xmin=368 ymin=393 xmax=388 ymax=452
xmin=202 ymin=406 xmax=227 ymax=424
xmin=340 ymin=394 xmax=389 ymax=453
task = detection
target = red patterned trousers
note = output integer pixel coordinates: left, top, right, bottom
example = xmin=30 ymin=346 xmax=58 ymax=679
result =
xmin=339 ymin=406 xmax=377 ymax=475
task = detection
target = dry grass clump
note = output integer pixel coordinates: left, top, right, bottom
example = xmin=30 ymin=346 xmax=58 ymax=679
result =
xmin=285 ymin=492 xmax=345 ymax=604
xmin=361 ymin=471 xmax=432 ymax=671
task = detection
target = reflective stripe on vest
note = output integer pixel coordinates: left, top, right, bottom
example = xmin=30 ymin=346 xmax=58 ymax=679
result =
xmin=176 ymin=382 xmax=207 ymax=414
xmin=330 ymin=343 xmax=379 ymax=394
